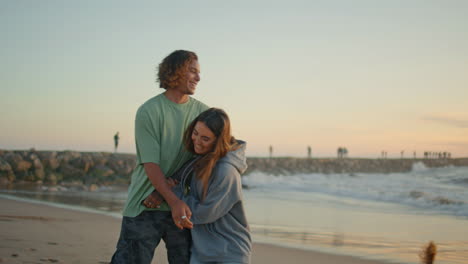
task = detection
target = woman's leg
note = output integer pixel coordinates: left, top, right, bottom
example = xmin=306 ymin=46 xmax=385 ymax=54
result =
xmin=189 ymin=257 xmax=212 ymax=264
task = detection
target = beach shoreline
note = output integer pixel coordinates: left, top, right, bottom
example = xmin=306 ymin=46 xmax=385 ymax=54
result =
xmin=0 ymin=196 xmax=392 ymax=264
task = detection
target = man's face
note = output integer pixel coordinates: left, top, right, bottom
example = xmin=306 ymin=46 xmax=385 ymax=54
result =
xmin=173 ymin=60 xmax=200 ymax=95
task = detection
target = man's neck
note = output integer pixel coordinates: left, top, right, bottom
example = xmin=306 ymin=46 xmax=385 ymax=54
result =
xmin=164 ymin=90 xmax=189 ymax=104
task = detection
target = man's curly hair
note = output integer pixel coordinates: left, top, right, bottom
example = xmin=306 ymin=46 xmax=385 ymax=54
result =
xmin=157 ymin=50 xmax=198 ymax=90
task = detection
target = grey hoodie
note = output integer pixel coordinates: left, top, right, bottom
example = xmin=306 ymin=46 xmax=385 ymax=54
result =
xmin=179 ymin=141 xmax=251 ymax=263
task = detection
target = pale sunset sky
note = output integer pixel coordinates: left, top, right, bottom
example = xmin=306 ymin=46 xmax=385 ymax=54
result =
xmin=1 ymin=0 xmax=467 ymax=158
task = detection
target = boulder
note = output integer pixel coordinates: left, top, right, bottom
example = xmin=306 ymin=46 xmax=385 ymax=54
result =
xmin=90 ymin=152 xmax=109 ymax=166
xmin=0 ymin=157 xmax=13 ymax=172
xmin=0 ymin=157 xmax=15 ymax=182
xmin=70 ymin=154 xmax=95 ymax=173
xmin=27 ymin=152 xmax=45 ymax=181
xmin=89 ymin=184 xmax=99 ymax=192
xmin=3 ymin=152 xmax=32 ymax=174
xmin=107 ymin=155 xmax=134 ymax=176
xmin=0 ymin=176 xmax=10 ymax=185
xmin=37 ymin=151 xmax=60 ymax=170
xmin=58 ymin=163 xmax=85 ymax=181
xmin=57 ymin=151 xmax=82 ymax=164
xmin=90 ymin=165 xmax=115 ymax=178
xmin=45 ymin=172 xmax=58 ymax=185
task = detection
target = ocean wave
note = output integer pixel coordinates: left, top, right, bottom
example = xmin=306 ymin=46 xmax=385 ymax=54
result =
xmin=242 ymin=166 xmax=468 ymax=217
xmin=409 ymin=191 xmax=464 ymax=206
xmin=448 ymin=178 xmax=468 ymax=186
xmin=411 ymin=161 xmax=429 ymax=172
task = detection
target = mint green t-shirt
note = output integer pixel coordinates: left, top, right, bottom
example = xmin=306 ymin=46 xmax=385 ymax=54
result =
xmin=122 ymin=93 xmax=209 ymax=217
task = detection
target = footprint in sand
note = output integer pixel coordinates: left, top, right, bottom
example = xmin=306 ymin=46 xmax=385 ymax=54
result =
xmin=40 ymin=258 xmax=59 ymax=262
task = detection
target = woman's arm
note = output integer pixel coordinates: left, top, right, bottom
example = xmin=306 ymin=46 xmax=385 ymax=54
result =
xmin=183 ymin=163 xmax=243 ymax=225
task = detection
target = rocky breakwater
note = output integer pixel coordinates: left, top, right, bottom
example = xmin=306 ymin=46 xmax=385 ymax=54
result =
xmin=1 ymin=149 xmax=468 ymax=187
xmin=245 ymin=157 xmax=468 ymax=175
xmin=0 ymin=149 xmax=136 ymax=188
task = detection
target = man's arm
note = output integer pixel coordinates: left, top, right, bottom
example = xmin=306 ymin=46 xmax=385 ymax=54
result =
xmin=143 ymin=162 xmax=193 ymax=229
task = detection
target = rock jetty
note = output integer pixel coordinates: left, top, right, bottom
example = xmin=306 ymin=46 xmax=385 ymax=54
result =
xmin=245 ymin=157 xmax=468 ymax=175
xmin=1 ymin=149 xmax=467 ymax=186
xmin=0 ymin=149 xmax=135 ymax=186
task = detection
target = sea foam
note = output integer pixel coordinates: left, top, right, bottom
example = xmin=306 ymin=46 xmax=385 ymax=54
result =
xmin=242 ymin=165 xmax=468 ymax=217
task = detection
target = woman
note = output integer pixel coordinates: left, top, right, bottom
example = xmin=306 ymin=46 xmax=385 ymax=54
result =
xmin=144 ymin=108 xmax=251 ymax=264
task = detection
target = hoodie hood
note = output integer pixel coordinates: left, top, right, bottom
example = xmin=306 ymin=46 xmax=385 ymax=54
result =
xmin=218 ymin=140 xmax=248 ymax=174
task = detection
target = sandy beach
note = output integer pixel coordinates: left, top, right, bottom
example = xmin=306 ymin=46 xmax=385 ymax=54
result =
xmin=0 ymin=197 xmax=391 ymax=264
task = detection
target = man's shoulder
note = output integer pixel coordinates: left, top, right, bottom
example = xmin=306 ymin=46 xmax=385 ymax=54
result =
xmin=137 ymin=94 xmax=166 ymax=113
xmin=137 ymin=94 xmax=208 ymax=115
xmin=140 ymin=93 xmax=165 ymax=107
xmin=189 ymin=97 xmax=209 ymax=110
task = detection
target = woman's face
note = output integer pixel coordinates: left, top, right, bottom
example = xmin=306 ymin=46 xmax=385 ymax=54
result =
xmin=191 ymin=121 xmax=216 ymax=155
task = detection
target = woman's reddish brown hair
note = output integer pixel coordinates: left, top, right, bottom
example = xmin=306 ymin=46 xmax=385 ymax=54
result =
xmin=183 ymin=108 xmax=239 ymax=199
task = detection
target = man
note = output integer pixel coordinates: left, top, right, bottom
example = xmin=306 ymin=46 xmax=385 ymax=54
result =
xmin=114 ymin=132 xmax=119 ymax=152
xmin=111 ymin=50 xmax=209 ymax=264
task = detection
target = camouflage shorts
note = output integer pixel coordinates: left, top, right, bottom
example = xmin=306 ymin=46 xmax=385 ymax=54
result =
xmin=111 ymin=210 xmax=191 ymax=264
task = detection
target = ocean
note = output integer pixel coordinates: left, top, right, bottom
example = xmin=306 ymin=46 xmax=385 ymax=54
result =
xmin=1 ymin=162 xmax=467 ymax=264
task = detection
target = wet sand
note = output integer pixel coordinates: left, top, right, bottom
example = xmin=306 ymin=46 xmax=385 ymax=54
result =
xmin=0 ymin=197 xmax=391 ymax=264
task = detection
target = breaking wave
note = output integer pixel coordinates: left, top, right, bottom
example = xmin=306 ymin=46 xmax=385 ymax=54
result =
xmin=242 ymin=165 xmax=468 ymax=217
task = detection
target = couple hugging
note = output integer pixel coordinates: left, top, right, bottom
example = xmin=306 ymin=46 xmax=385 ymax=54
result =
xmin=110 ymin=50 xmax=251 ymax=264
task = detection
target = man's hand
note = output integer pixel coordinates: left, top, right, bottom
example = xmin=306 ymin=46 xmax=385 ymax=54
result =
xmin=166 ymin=178 xmax=179 ymax=189
xmin=169 ymin=199 xmax=193 ymax=229
xmin=142 ymin=178 xmax=180 ymax=209
xmin=142 ymin=191 xmax=164 ymax=208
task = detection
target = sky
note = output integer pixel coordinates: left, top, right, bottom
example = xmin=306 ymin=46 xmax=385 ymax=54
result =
xmin=1 ymin=0 xmax=467 ymax=158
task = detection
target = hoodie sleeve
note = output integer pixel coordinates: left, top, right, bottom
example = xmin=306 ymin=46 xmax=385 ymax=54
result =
xmin=183 ymin=162 xmax=242 ymax=225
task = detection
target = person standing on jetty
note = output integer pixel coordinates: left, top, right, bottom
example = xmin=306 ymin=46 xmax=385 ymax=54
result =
xmin=114 ymin=132 xmax=119 ymax=153
xmin=111 ymin=50 xmax=209 ymax=264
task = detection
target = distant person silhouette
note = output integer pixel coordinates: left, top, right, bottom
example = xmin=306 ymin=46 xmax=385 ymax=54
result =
xmin=307 ymin=146 xmax=312 ymax=158
xmin=337 ymin=147 xmax=348 ymax=158
xmin=269 ymin=145 xmax=273 ymax=158
xmin=114 ymin=132 xmax=120 ymax=152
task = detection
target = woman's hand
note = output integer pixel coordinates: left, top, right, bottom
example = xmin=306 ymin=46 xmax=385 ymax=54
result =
xmin=173 ymin=210 xmax=193 ymax=229
xmin=180 ymin=216 xmax=194 ymax=229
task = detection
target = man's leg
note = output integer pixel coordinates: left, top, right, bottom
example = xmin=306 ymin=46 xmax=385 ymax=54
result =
xmin=162 ymin=215 xmax=191 ymax=264
xmin=111 ymin=211 xmax=169 ymax=264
